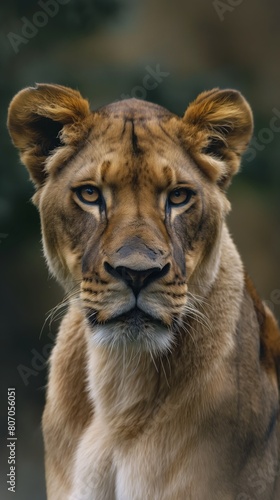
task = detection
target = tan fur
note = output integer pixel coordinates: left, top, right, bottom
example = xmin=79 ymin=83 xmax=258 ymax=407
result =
xmin=8 ymin=84 xmax=280 ymax=499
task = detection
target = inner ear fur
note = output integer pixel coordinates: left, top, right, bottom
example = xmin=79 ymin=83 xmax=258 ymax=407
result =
xmin=7 ymin=83 xmax=91 ymax=187
xmin=182 ymin=88 xmax=253 ymax=188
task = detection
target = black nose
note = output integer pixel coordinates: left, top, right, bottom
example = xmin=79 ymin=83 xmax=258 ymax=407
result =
xmin=104 ymin=263 xmax=170 ymax=296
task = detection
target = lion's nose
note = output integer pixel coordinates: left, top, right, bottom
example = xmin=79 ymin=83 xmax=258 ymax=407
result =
xmin=104 ymin=263 xmax=170 ymax=296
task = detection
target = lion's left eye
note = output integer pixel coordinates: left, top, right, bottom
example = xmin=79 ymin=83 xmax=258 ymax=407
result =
xmin=74 ymin=185 xmax=101 ymax=205
xmin=168 ymin=188 xmax=194 ymax=207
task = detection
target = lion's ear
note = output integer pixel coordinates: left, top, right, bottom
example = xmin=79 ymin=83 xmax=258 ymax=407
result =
xmin=7 ymin=84 xmax=90 ymax=187
xmin=182 ymin=88 xmax=253 ymax=188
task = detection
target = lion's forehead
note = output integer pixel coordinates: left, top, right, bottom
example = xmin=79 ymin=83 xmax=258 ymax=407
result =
xmin=89 ymin=112 xmax=180 ymax=152
xmin=69 ymin=113 xmax=196 ymax=189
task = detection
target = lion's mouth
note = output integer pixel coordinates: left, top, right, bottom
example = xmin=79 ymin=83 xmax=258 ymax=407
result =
xmin=86 ymin=306 xmax=164 ymax=330
xmin=85 ymin=306 xmax=173 ymax=351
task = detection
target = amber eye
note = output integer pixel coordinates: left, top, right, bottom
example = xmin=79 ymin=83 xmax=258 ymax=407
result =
xmin=74 ymin=185 xmax=101 ymax=205
xmin=168 ymin=187 xmax=194 ymax=207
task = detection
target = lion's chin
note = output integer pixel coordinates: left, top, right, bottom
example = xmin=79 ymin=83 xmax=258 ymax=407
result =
xmin=86 ymin=307 xmax=173 ymax=354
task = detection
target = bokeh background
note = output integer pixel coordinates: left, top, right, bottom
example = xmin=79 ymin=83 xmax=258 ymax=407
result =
xmin=1 ymin=0 xmax=280 ymax=498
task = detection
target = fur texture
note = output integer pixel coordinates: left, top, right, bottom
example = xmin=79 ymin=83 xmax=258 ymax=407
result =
xmin=8 ymin=84 xmax=280 ymax=499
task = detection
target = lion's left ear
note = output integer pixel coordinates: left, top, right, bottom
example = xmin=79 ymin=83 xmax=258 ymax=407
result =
xmin=182 ymin=88 xmax=253 ymax=188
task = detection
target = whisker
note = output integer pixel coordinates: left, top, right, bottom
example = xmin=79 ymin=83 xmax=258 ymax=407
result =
xmin=160 ymin=355 xmax=170 ymax=388
xmin=148 ymin=348 xmax=159 ymax=373
xmin=40 ymin=282 xmax=82 ymax=338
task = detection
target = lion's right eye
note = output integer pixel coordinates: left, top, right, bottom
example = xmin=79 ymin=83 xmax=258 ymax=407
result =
xmin=73 ymin=185 xmax=101 ymax=205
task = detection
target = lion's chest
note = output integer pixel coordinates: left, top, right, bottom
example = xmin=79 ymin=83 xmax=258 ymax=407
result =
xmin=71 ymin=424 xmax=233 ymax=500
xmin=84 ymin=405 xmax=235 ymax=499
xmin=113 ymin=437 xmax=233 ymax=500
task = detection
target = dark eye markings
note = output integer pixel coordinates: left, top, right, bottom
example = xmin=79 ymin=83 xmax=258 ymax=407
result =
xmin=72 ymin=185 xmax=102 ymax=205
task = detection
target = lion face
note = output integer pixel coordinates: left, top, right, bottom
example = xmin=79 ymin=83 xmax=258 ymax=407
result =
xmin=7 ymin=85 xmax=253 ymax=353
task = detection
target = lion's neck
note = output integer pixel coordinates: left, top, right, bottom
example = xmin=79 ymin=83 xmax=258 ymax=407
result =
xmin=85 ymin=341 xmax=169 ymax=435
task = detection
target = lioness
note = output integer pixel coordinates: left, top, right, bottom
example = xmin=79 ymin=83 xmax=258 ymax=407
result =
xmin=8 ymin=84 xmax=280 ymax=499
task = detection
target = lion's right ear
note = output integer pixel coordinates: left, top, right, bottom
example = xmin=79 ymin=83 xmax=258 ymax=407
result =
xmin=7 ymin=84 xmax=91 ymax=187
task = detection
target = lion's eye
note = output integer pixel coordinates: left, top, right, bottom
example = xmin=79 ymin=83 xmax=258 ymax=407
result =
xmin=168 ymin=188 xmax=194 ymax=207
xmin=74 ymin=185 xmax=101 ymax=205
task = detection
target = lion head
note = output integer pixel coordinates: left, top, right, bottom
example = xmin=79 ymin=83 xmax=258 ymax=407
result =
xmin=8 ymin=84 xmax=253 ymax=354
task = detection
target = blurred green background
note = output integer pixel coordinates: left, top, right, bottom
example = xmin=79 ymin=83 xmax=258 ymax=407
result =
xmin=1 ymin=0 xmax=280 ymax=498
